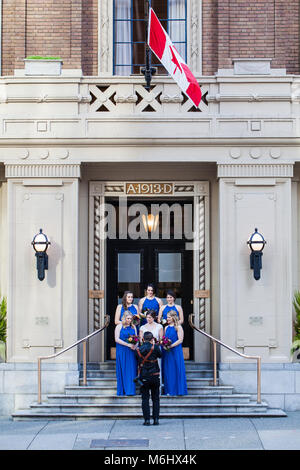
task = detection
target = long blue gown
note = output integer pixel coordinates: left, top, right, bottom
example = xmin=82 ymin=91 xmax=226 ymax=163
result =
xmin=140 ymin=297 xmax=160 ymax=326
xmin=162 ymin=304 xmax=180 ymax=321
xmin=116 ymin=325 xmax=137 ymax=396
xmin=120 ymin=304 xmax=140 ymax=334
xmin=120 ymin=304 xmax=137 ymax=320
xmin=162 ymin=325 xmax=187 ymax=396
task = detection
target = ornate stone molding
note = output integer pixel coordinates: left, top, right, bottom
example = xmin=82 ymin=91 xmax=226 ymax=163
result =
xmin=5 ymin=164 xmax=81 ymax=178
xmin=217 ymin=164 xmax=294 ymax=178
xmin=208 ymin=93 xmax=292 ymax=103
xmin=190 ymin=0 xmax=202 ymax=74
xmin=93 ymin=195 xmax=101 ymax=330
xmin=160 ymin=93 xmax=184 ymax=103
xmin=0 ymin=94 xmax=90 ymax=104
xmin=114 ymin=93 xmax=138 ymax=104
xmin=198 ymin=195 xmax=206 ymax=331
xmin=98 ymin=0 xmax=112 ymax=75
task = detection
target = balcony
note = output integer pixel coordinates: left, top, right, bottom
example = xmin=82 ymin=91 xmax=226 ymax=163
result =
xmin=0 ymin=74 xmax=298 ymax=144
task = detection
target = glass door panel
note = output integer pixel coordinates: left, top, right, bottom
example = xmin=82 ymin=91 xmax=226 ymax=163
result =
xmin=118 ymin=252 xmax=140 ymax=282
xmin=158 ymin=252 xmax=181 ymax=282
xmin=117 ymin=251 xmax=143 ymax=305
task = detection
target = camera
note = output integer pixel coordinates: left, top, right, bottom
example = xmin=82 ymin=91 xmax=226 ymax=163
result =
xmin=133 ymin=376 xmax=144 ymax=386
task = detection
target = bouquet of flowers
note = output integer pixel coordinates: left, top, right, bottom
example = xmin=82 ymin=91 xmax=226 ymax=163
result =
xmin=160 ymin=336 xmax=172 ymax=351
xmin=131 ymin=314 xmax=141 ymax=326
xmin=126 ymin=334 xmax=139 ymax=345
xmin=140 ymin=307 xmax=149 ymax=320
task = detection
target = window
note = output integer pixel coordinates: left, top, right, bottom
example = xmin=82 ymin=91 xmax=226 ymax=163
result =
xmin=113 ymin=0 xmax=187 ymax=76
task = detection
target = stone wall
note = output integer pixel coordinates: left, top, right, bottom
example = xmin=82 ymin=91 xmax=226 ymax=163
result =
xmin=0 ymin=363 xmax=79 ymax=416
xmin=219 ymin=363 xmax=300 ymax=411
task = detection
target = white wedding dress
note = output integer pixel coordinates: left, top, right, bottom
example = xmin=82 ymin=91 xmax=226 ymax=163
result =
xmin=140 ymin=322 xmax=163 ymax=341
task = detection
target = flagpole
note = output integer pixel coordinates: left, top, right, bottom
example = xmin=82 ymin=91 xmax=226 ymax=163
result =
xmin=142 ymin=0 xmax=156 ymax=91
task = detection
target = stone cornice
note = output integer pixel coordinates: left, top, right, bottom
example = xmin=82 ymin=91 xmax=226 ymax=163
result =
xmin=0 ymin=137 xmax=299 ymax=146
xmin=5 ymin=163 xmax=81 ymax=178
xmin=217 ymin=163 xmax=294 ymax=178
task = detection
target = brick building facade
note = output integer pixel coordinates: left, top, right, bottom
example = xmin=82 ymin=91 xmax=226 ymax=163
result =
xmin=2 ymin=0 xmax=299 ymax=76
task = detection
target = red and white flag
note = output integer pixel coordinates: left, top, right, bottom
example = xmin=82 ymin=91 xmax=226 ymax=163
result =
xmin=148 ymin=7 xmax=202 ymax=108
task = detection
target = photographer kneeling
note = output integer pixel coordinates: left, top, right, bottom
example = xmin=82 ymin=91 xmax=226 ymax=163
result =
xmin=135 ymin=331 xmax=162 ymax=426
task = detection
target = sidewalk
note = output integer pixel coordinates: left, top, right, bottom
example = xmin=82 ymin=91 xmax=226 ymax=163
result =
xmin=0 ymin=412 xmax=300 ymax=450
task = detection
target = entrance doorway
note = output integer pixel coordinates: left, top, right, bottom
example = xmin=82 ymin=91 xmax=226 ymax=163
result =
xmin=89 ymin=180 xmax=210 ymax=363
xmin=106 ymin=239 xmax=193 ymax=359
xmin=106 ymin=198 xmax=194 ymax=360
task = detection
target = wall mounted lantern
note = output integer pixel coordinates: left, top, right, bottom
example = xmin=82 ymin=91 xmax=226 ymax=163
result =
xmin=31 ymin=229 xmax=51 ymax=281
xmin=247 ymin=228 xmax=266 ymax=280
xmin=142 ymin=213 xmax=159 ymax=233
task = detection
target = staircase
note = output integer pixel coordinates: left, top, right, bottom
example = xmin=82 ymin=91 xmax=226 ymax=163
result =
xmin=12 ymin=361 xmax=286 ymax=420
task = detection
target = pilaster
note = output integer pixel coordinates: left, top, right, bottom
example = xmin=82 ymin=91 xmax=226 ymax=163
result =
xmin=218 ymin=163 xmax=293 ymax=363
xmin=6 ymin=163 xmax=81 ymax=363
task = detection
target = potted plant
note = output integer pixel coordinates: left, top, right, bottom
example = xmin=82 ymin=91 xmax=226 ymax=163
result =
xmin=291 ymin=290 xmax=300 ymax=360
xmin=24 ymin=56 xmax=63 ymax=76
xmin=0 ymin=295 xmax=6 ymax=362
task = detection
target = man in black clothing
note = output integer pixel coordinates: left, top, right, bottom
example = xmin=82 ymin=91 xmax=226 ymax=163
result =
xmin=135 ymin=331 xmax=162 ymax=426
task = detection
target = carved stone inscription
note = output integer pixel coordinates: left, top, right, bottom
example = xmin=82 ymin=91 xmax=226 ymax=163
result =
xmin=126 ymin=183 xmax=174 ymax=196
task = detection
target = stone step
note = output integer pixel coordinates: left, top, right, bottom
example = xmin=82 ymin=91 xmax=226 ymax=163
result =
xmin=187 ymin=385 xmax=233 ymax=394
xmin=79 ymin=362 xmax=215 ymax=371
xmin=26 ymin=402 xmax=270 ymax=415
xmin=12 ymin=408 xmax=287 ymax=420
xmin=80 ymin=377 xmax=219 ymax=387
xmin=11 ymin=360 xmax=288 ymax=421
xmin=80 ymin=369 xmax=216 ymax=379
xmin=65 ymin=384 xmax=234 ymax=396
xmin=66 ymin=385 xmax=119 ymax=396
xmin=47 ymin=393 xmax=252 ymax=405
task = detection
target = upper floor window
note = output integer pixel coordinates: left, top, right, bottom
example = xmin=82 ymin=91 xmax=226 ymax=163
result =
xmin=113 ymin=0 xmax=187 ymax=76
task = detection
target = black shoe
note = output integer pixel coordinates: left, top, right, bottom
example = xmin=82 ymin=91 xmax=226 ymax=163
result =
xmin=153 ymin=419 xmax=159 ymax=425
xmin=143 ymin=420 xmax=151 ymax=426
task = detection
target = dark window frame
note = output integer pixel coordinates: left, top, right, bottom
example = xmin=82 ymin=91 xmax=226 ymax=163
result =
xmin=113 ymin=0 xmax=187 ymax=76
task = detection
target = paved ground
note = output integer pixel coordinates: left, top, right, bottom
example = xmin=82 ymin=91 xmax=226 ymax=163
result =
xmin=0 ymin=412 xmax=300 ymax=451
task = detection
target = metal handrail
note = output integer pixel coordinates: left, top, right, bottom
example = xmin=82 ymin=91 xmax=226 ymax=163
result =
xmin=189 ymin=314 xmax=261 ymax=404
xmin=37 ymin=315 xmax=110 ymax=404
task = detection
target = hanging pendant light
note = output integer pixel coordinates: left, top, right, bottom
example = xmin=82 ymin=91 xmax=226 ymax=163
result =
xmin=142 ymin=213 xmax=159 ymax=232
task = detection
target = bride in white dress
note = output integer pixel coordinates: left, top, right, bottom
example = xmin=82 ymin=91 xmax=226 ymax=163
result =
xmin=139 ymin=310 xmax=163 ymax=390
xmin=139 ymin=310 xmax=163 ymax=342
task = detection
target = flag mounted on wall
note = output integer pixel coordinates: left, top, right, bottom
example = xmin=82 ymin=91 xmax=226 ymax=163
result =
xmin=148 ymin=7 xmax=202 ymax=108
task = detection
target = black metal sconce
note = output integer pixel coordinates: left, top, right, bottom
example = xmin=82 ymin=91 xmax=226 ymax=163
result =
xmin=31 ymin=229 xmax=51 ymax=281
xmin=247 ymin=228 xmax=266 ymax=280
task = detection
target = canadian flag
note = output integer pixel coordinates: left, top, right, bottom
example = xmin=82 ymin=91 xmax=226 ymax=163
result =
xmin=148 ymin=8 xmax=202 ymax=108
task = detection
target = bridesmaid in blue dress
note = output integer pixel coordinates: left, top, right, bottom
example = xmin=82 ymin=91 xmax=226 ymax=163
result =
xmin=157 ymin=290 xmax=184 ymax=325
xmin=138 ymin=283 xmax=163 ymax=326
xmin=115 ymin=312 xmax=138 ymax=396
xmin=162 ymin=310 xmax=187 ymax=396
xmin=114 ymin=290 xmax=139 ymax=325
